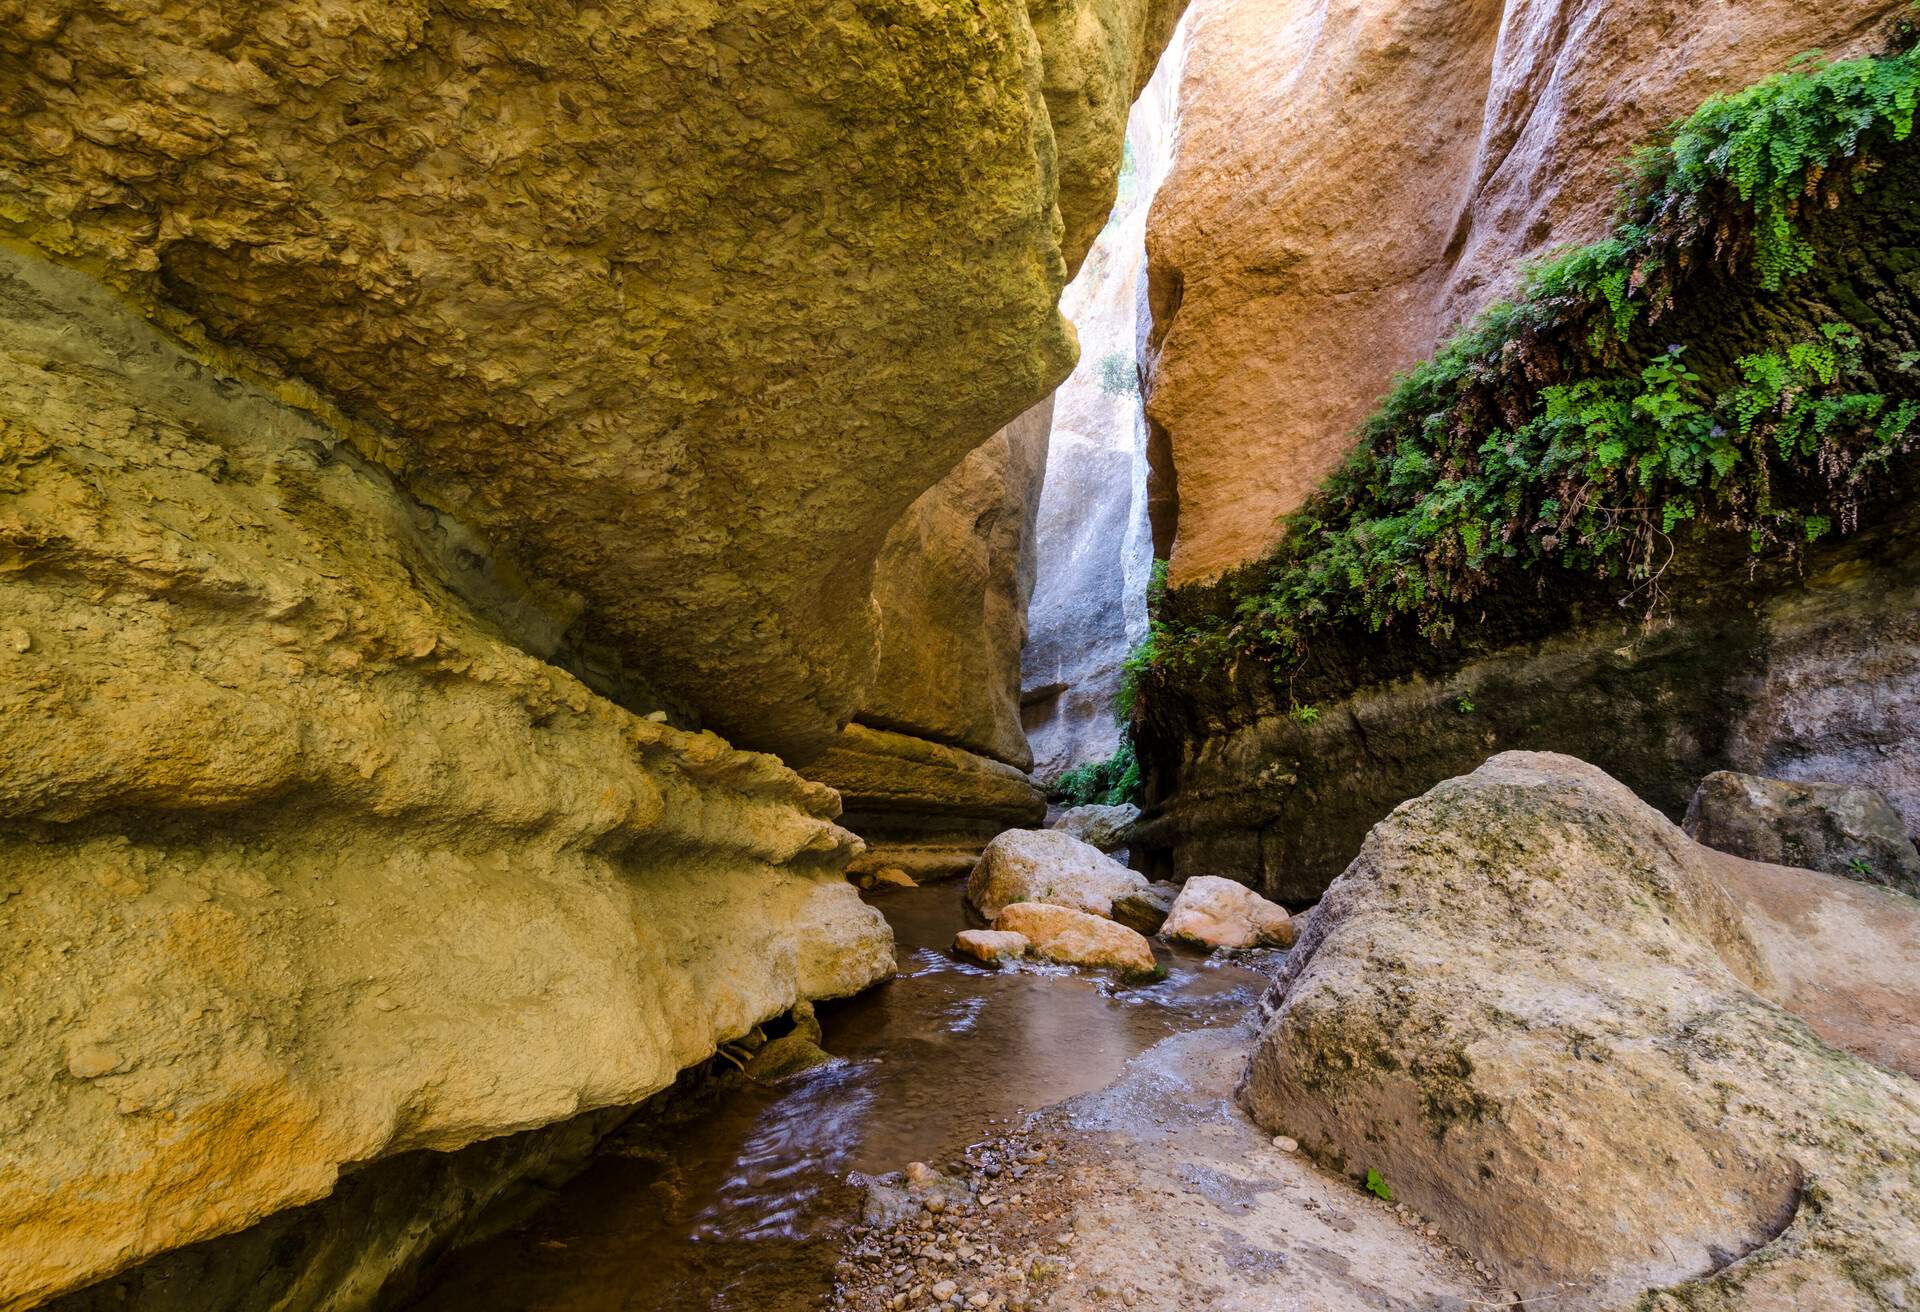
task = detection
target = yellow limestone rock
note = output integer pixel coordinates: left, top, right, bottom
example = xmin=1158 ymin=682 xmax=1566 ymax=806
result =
xmin=0 ymin=0 xmax=1185 ymax=759
xmin=0 ymin=246 xmax=894 ymax=1310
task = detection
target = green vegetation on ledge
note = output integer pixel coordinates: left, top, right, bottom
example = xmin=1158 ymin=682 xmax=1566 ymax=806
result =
xmin=1050 ymin=738 xmax=1141 ymax=808
xmin=1128 ymin=47 xmax=1920 ymax=710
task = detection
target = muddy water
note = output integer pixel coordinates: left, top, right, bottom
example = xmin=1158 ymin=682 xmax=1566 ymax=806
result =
xmin=408 ymin=880 xmax=1276 ymax=1312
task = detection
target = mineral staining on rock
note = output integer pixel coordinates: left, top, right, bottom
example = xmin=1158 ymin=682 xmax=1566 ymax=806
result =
xmin=0 ymin=244 xmax=893 ymax=1309
xmin=1686 ymin=771 xmax=1920 ymax=895
xmin=0 ymin=0 xmax=1182 ymax=761
xmin=1245 ymin=752 xmax=1920 ymax=1309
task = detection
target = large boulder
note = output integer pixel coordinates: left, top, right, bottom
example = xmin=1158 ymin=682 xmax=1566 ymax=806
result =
xmin=992 ymin=902 xmax=1161 ymax=981
xmin=1685 ymin=770 xmax=1920 ymax=896
xmin=0 ymin=0 xmax=1185 ymax=759
xmin=1144 ymin=0 xmax=1908 ymax=584
xmin=966 ymin=828 xmax=1150 ymax=921
xmin=1050 ymin=802 xmax=1142 ymax=852
xmin=1243 ymin=752 xmax=1920 ymax=1310
xmin=0 ymin=249 xmax=895 ymax=1310
xmin=1160 ymin=875 xmax=1292 ymax=949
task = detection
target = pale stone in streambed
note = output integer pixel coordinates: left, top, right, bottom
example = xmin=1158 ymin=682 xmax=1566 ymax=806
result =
xmin=993 ymin=902 xmax=1161 ymax=980
xmin=967 ymin=829 xmax=1150 ymax=921
xmin=1245 ymin=751 xmax=1920 ymax=1309
xmin=954 ymin=929 xmax=1032 ymax=967
xmin=1160 ymin=875 xmax=1292 ymax=949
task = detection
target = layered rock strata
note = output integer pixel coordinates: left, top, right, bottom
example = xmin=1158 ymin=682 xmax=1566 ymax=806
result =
xmin=1144 ymin=0 xmax=1909 ymax=584
xmin=0 ymin=0 xmax=1184 ymax=760
xmin=0 ymin=245 xmax=893 ymax=1309
xmin=1244 ymin=753 xmax=1920 ymax=1309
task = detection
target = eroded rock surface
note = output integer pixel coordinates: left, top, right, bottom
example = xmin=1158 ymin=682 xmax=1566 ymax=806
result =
xmin=1244 ymin=752 xmax=1920 ymax=1309
xmin=967 ymin=828 xmax=1149 ymax=921
xmin=0 ymin=246 xmax=894 ymax=1310
xmin=0 ymin=0 xmax=1184 ymax=758
xmin=1145 ymin=0 xmax=1908 ymax=583
xmin=803 ymin=724 xmax=1047 ymax=881
xmin=1686 ymin=770 xmax=1920 ymax=895
xmin=863 ymin=402 xmax=1054 ymax=770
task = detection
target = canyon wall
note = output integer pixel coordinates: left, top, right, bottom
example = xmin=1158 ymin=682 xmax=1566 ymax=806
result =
xmin=1133 ymin=52 xmax=1920 ymax=901
xmin=0 ymin=0 xmax=1182 ymax=760
xmin=1144 ymin=0 xmax=1909 ymax=585
xmin=803 ymin=403 xmax=1054 ymax=879
xmin=1022 ymin=22 xmax=1185 ymax=782
xmin=0 ymin=0 xmax=1185 ymax=1304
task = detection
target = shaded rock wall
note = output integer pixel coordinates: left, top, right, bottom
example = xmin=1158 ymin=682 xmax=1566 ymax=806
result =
xmin=1023 ymin=20 xmax=1185 ymax=782
xmin=1143 ymin=0 xmax=1908 ymax=585
xmin=0 ymin=0 xmax=1184 ymax=760
xmin=0 ymin=245 xmax=893 ymax=1310
xmin=863 ymin=401 xmax=1055 ymax=772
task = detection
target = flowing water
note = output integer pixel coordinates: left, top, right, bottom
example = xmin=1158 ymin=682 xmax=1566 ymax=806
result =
xmin=408 ymin=879 xmax=1276 ymax=1312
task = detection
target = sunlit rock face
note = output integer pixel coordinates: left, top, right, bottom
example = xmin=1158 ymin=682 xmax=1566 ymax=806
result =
xmin=0 ymin=0 xmax=1184 ymax=760
xmin=1143 ymin=0 xmax=1908 ymax=586
xmin=0 ymin=247 xmax=893 ymax=1310
xmin=1022 ymin=22 xmax=1184 ymax=781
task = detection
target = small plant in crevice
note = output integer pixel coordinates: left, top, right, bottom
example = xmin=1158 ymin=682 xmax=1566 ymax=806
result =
xmin=1289 ymin=703 xmax=1322 ymax=726
xmin=1049 ymin=737 xmax=1141 ymax=809
xmin=1125 ymin=46 xmax=1920 ymax=708
xmin=1849 ymin=856 xmax=1876 ymax=879
xmin=1365 ymin=1169 xmax=1393 ymax=1202
xmin=1097 ymin=351 xmax=1138 ymax=398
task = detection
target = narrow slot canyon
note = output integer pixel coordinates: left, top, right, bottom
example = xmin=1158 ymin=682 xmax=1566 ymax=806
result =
xmin=4 ymin=3 xmax=1920 ymax=1312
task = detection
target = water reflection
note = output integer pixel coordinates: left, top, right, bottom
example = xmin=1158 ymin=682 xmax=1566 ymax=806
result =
xmin=407 ymin=880 xmax=1276 ymax=1311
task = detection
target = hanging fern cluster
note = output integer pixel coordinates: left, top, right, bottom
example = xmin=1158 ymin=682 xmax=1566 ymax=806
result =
xmin=1132 ymin=46 xmax=1920 ymax=703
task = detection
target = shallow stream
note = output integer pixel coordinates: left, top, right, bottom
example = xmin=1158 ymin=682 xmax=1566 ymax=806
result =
xmin=408 ymin=880 xmax=1274 ymax=1311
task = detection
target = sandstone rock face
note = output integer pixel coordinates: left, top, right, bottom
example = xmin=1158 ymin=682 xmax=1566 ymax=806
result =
xmin=992 ymin=902 xmax=1161 ymax=979
xmin=1023 ymin=22 xmax=1183 ymax=777
xmin=1243 ymin=752 xmax=1920 ymax=1309
xmin=1160 ymin=875 xmax=1292 ymax=948
xmin=967 ymin=828 xmax=1150 ymax=921
xmin=863 ymin=403 xmax=1053 ymax=770
xmin=1145 ymin=0 xmax=1908 ymax=584
xmin=0 ymin=247 xmax=894 ymax=1310
xmin=1687 ymin=771 xmax=1920 ymax=895
xmin=954 ymin=929 xmax=1032 ymax=967
xmin=802 ymin=724 xmax=1047 ymax=882
xmin=0 ymin=0 xmax=1184 ymax=759
xmin=1050 ymin=802 xmax=1142 ymax=851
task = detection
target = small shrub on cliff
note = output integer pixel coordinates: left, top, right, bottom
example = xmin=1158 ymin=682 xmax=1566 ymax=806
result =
xmin=1131 ymin=46 xmax=1920 ymax=699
